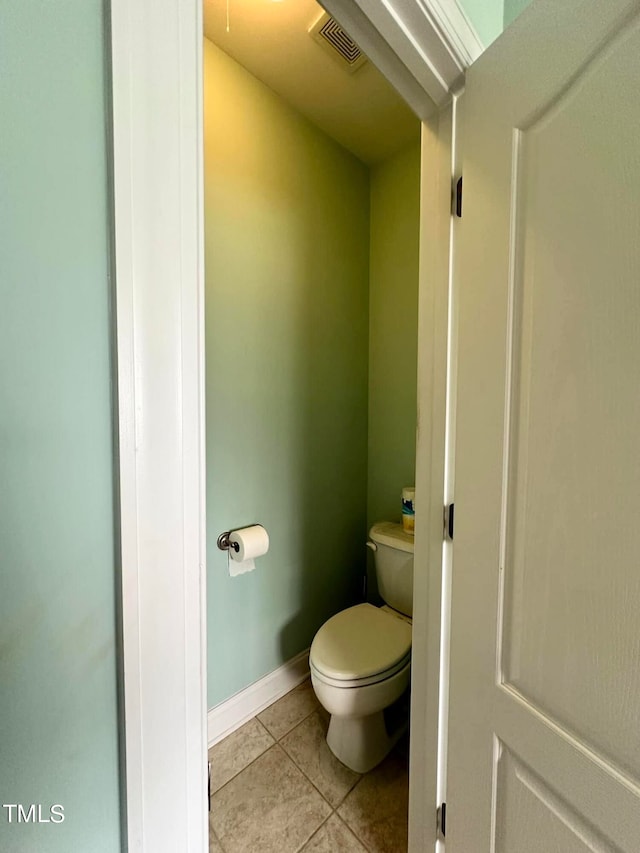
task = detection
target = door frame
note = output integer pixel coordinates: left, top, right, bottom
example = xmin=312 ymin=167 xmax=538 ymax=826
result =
xmin=109 ymin=0 xmax=476 ymax=849
xmin=110 ymin=1 xmax=207 ymax=850
xmin=407 ymin=100 xmax=456 ymax=852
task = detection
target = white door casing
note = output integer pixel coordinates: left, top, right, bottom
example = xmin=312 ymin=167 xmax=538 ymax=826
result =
xmin=110 ymin=0 xmax=479 ymax=850
xmin=408 ymin=103 xmax=455 ymax=853
xmin=110 ymin=0 xmax=207 ymax=850
xmin=449 ymin=0 xmax=640 ymax=850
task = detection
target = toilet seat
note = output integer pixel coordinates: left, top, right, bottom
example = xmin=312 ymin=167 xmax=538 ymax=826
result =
xmin=310 ymin=654 xmax=410 ymax=689
xmin=310 ymin=603 xmax=412 ymax=686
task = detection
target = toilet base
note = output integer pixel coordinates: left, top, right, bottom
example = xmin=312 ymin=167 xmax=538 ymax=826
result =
xmin=326 ymin=699 xmax=408 ymax=774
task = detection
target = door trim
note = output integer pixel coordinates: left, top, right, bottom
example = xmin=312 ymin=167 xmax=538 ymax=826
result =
xmin=110 ymin=0 xmax=207 ymax=850
xmin=109 ymin=1 xmax=467 ymax=849
xmin=408 ymin=103 xmax=456 ymax=853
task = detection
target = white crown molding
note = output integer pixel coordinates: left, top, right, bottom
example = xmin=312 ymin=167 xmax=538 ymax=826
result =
xmin=415 ymin=0 xmax=485 ymax=69
xmin=320 ymin=0 xmax=485 ymax=113
xmin=208 ymin=651 xmax=310 ymax=748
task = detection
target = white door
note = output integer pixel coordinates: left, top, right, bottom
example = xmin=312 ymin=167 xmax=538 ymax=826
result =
xmin=448 ymin=0 xmax=640 ymax=849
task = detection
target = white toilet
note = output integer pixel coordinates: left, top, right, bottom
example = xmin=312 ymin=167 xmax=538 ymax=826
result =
xmin=309 ymin=521 xmax=414 ymax=773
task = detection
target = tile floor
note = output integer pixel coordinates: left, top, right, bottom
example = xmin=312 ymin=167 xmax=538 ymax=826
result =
xmin=208 ymin=679 xmax=409 ymax=852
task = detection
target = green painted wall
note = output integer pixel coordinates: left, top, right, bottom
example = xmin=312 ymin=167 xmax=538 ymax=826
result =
xmin=459 ymin=0 xmax=505 ymax=46
xmin=0 ymin=1 xmax=121 ymax=851
xmin=367 ymin=144 xmax=420 ymax=533
xmin=204 ymin=41 xmax=370 ymax=708
xmin=504 ymin=0 xmax=533 ymax=28
xmin=458 ymin=0 xmax=534 ymax=49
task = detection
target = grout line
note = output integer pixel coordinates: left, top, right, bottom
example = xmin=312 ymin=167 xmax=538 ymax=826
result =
xmin=274 ymin=704 xmax=321 ymax=742
xmin=293 ymin=812 xmax=333 ymax=853
xmin=334 ymin=792 xmax=372 ymax=852
xmin=210 ymin=682 xmax=404 ymax=852
xmin=253 ymin=714 xmax=276 ymax=739
xmin=277 ymin=736 xmax=344 ymax=810
xmin=292 ymin=743 xmax=360 ymax=813
xmin=207 ymin=715 xmax=275 ymax=759
xmin=211 ymin=825 xmax=227 ymax=853
xmin=210 ymin=742 xmax=333 ymax=852
xmin=259 ymin=703 xmax=320 ymax=742
xmin=209 ymin=740 xmax=278 ymax=801
xmin=276 ymin=714 xmax=363 ymax=813
xmin=333 ymin=812 xmax=374 ymax=852
xmin=210 ymin=686 xmax=317 ymax=797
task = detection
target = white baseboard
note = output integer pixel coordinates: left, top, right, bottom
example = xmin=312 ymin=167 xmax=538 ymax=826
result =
xmin=207 ymin=649 xmax=310 ymax=748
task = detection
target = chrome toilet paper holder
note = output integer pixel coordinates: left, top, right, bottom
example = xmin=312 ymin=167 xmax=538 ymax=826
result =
xmin=217 ymin=531 xmax=239 ymax=553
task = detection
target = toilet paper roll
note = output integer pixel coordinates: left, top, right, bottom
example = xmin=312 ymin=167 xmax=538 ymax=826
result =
xmin=229 ymin=525 xmax=269 ymax=561
xmin=228 ymin=525 xmax=269 ymax=576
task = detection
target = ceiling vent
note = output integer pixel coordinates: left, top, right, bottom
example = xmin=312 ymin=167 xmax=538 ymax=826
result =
xmin=309 ymin=12 xmax=367 ymax=73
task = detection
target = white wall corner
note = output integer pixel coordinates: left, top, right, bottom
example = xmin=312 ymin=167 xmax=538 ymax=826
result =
xmin=208 ymin=650 xmax=310 ymax=749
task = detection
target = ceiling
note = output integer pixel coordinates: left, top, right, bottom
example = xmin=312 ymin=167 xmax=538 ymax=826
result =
xmin=202 ymin=0 xmax=421 ymax=165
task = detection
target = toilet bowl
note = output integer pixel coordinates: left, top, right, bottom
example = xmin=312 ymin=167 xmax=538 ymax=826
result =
xmin=310 ymin=522 xmax=414 ymax=772
xmin=310 ymin=600 xmax=412 ymax=773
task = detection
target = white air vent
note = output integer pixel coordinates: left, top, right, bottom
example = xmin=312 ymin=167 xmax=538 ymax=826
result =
xmin=309 ymin=12 xmax=367 ymax=73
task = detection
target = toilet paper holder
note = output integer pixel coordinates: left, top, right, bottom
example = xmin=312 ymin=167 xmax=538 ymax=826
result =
xmin=217 ymin=531 xmax=240 ymax=553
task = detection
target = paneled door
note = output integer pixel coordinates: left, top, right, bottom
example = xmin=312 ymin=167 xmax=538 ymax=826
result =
xmin=448 ymin=0 xmax=640 ymax=849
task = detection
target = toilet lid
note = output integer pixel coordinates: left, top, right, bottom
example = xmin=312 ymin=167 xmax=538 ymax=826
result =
xmin=310 ymin=603 xmax=412 ymax=681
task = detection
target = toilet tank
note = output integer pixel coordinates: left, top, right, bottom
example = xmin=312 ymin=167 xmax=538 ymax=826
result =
xmin=369 ymin=522 xmax=414 ymax=617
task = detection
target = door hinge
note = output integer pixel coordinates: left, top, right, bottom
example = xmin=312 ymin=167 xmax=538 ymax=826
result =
xmin=444 ymin=503 xmax=454 ymax=540
xmin=455 ymin=176 xmax=463 ymax=217
xmin=438 ymin=802 xmax=446 ymax=837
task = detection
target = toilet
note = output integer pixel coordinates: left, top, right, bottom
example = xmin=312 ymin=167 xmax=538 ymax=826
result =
xmin=309 ymin=521 xmax=414 ymax=773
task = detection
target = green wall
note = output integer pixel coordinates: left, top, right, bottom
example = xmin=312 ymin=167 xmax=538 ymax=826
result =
xmin=504 ymin=0 xmax=533 ymax=28
xmin=458 ymin=0 xmax=534 ymax=46
xmin=204 ymin=41 xmax=370 ymax=707
xmin=367 ymin=144 xmax=421 ymax=530
xmin=0 ymin=1 xmax=121 ymax=851
xmin=459 ymin=0 xmax=505 ymax=46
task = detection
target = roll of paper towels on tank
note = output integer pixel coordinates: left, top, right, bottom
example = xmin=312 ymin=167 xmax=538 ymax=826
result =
xmin=228 ymin=525 xmax=269 ymax=576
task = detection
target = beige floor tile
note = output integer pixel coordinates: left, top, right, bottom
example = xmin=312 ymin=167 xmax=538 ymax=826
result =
xmin=210 ymin=744 xmax=331 ymax=853
xmin=208 ymin=717 xmax=274 ymax=794
xmin=281 ymin=710 xmax=360 ymax=807
xmin=208 ymin=820 xmax=224 ymax=852
xmin=338 ymin=739 xmax=409 ymax=853
xmin=257 ymin=679 xmax=319 ymax=740
xmin=301 ymin=815 xmax=367 ymax=852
